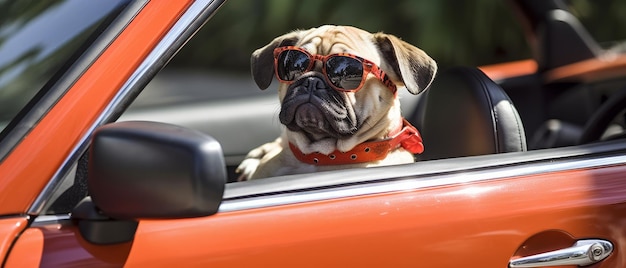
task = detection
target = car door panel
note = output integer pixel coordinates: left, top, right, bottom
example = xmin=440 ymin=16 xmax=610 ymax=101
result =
xmin=174 ymin=166 xmax=622 ymax=267
xmin=11 ymin=161 xmax=625 ymax=267
xmin=131 ymin=164 xmax=625 ymax=267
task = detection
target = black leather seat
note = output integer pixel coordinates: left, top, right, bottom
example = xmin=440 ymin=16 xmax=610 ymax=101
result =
xmin=411 ymin=67 xmax=527 ymax=160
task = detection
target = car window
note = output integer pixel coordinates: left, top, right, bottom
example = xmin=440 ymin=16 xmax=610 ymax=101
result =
xmin=123 ymin=0 xmax=530 ymax=183
xmin=0 ymin=0 xmax=129 ymax=135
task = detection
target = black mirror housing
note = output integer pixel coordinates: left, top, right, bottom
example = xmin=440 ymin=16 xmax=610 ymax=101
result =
xmin=88 ymin=121 xmax=226 ymax=220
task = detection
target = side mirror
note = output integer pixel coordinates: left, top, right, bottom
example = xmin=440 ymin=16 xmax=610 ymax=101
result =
xmin=72 ymin=121 xmax=226 ymax=244
xmin=89 ymin=120 xmax=226 ymax=218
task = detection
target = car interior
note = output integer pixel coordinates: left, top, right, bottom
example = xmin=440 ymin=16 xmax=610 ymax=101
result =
xmin=413 ymin=66 xmax=527 ymax=161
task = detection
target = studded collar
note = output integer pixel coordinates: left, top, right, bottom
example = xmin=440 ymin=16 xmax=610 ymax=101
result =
xmin=288 ymin=118 xmax=424 ymax=165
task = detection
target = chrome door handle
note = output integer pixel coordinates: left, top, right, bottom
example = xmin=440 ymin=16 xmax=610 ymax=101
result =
xmin=509 ymin=239 xmax=613 ymax=268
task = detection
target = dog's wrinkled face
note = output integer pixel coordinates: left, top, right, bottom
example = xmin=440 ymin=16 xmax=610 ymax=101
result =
xmin=251 ymin=25 xmax=437 ymax=155
xmin=278 ymin=71 xmax=357 ymax=139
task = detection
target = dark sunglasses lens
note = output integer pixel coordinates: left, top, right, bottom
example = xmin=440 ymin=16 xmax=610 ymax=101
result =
xmin=326 ymin=56 xmax=364 ymax=90
xmin=277 ymin=50 xmax=310 ymax=81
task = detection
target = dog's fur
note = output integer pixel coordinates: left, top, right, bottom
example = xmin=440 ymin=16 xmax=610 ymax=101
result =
xmin=237 ymin=25 xmax=436 ymax=180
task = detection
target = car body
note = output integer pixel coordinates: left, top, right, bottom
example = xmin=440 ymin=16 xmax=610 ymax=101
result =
xmin=1 ymin=0 xmax=626 ymax=267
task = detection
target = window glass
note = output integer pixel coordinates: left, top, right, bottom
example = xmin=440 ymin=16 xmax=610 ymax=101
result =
xmin=0 ymin=0 xmax=128 ymax=133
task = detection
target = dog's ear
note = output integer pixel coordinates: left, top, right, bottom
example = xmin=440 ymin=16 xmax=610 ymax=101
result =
xmin=251 ymin=31 xmax=304 ymax=90
xmin=374 ymin=33 xmax=437 ymax=95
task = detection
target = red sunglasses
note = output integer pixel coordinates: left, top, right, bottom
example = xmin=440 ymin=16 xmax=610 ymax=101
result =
xmin=273 ymin=46 xmax=397 ymax=94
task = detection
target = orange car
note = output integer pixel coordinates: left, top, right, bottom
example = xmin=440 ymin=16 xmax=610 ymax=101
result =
xmin=1 ymin=0 xmax=626 ymax=267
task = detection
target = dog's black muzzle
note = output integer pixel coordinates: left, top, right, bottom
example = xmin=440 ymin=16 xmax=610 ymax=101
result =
xmin=279 ymin=72 xmax=357 ymax=139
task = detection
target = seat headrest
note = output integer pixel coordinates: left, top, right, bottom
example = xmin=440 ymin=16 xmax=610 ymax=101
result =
xmin=414 ymin=67 xmax=527 ymax=160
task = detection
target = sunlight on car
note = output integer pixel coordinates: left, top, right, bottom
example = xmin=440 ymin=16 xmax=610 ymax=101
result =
xmin=450 ymin=186 xmax=500 ymax=198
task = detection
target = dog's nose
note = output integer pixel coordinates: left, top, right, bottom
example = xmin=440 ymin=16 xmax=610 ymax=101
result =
xmin=302 ymin=76 xmax=326 ymax=92
xmin=291 ymin=72 xmax=330 ymax=93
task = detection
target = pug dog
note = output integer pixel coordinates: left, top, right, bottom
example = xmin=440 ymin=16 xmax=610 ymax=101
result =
xmin=236 ymin=25 xmax=437 ymax=180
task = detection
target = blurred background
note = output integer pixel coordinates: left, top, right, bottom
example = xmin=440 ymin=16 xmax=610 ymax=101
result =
xmin=166 ymin=0 xmax=626 ymax=74
xmin=169 ymin=0 xmax=530 ymax=73
xmin=129 ymin=0 xmax=626 ymax=109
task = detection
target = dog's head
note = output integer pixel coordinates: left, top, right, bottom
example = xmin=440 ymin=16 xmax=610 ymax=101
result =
xmin=251 ymin=25 xmax=436 ymax=155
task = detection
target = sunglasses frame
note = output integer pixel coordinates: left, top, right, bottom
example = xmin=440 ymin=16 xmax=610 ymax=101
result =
xmin=273 ymin=46 xmax=397 ymax=94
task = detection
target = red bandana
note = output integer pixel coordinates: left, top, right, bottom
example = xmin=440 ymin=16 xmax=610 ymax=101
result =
xmin=289 ymin=118 xmax=423 ymax=165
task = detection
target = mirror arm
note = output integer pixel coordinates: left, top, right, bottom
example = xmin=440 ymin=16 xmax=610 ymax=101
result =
xmin=71 ymin=197 xmax=138 ymax=245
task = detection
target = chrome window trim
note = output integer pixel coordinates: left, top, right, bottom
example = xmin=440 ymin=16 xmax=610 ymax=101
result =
xmin=28 ymin=0 xmax=226 ymax=215
xmin=31 ymin=215 xmax=71 ymax=226
xmin=218 ymin=152 xmax=626 ymax=213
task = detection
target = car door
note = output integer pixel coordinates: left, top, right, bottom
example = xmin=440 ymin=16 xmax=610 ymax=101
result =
xmin=115 ymin=147 xmax=626 ymax=268
xmin=5 ymin=141 xmax=626 ymax=267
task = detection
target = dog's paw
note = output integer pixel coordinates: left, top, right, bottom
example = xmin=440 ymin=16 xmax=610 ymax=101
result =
xmin=236 ymin=138 xmax=284 ymax=181
xmin=236 ymin=158 xmax=261 ymax=181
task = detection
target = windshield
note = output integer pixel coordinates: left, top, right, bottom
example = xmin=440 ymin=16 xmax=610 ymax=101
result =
xmin=0 ymin=0 xmax=129 ymax=133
